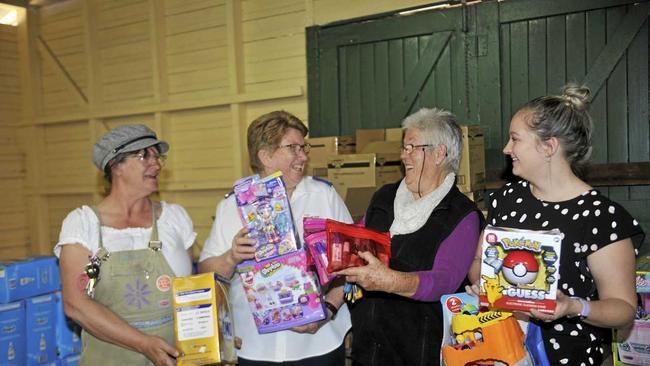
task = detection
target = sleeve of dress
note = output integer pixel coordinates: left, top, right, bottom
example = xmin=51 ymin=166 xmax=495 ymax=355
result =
xmin=166 ymin=203 xmax=198 ymax=250
xmin=411 ymin=211 xmax=481 ymax=301
xmin=54 ymin=207 xmax=98 ymax=257
xmin=199 ymin=198 xmax=235 ymax=262
xmin=582 ymin=199 xmax=645 ymax=257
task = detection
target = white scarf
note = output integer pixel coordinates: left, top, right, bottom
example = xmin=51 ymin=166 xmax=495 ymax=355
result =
xmin=390 ymin=173 xmax=456 ymax=236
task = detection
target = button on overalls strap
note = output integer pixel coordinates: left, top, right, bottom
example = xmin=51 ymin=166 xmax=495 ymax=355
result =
xmin=80 ymin=201 xmax=176 ymax=366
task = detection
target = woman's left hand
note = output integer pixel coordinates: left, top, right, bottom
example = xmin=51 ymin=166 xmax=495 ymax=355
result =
xmin=335 ymin=251 xmax=393 ymax=292
xmin=529 ymin=290 xmax=579 ymax=322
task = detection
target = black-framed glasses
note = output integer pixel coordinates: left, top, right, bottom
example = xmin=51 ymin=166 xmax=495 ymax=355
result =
xmin=279 ymin=143 xmax=311 ymax=155
xmin=401 ymin=144 xmax=434 ymax=154
xmin=127 ymin=149 xmax=167 ymax=166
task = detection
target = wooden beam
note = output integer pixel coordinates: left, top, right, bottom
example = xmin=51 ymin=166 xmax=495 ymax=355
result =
xmin=583 ymin=2 xmax=650 ymax=99
xmin=226 ymin=0 xmax=246 ymax=178
xmin=32 ymin=87 xmax=304 ymax=125
xmin=36 ymin=36 xmax=88 ymax=106
xmin=150 ymin=0 xmax=168 ymax=103
xmin=486 ymin=162 xmax=650 ymax=189
xmin=82 ymin=0 xmax=100 ymax=107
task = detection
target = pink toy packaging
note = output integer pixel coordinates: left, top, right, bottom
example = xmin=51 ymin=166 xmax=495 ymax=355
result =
xmin=236 ymin=249 xmax=326 ymax=334
xmin=234 ymin=171 xmax=299 ymax=262
xmin=304 ymin=231 xmax=335 ymax=286
xmin=479 ymin=225 xmax=563 ymax=314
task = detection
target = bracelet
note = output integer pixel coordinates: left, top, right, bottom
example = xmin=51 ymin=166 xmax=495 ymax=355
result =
xmin=570 ymin=297 xmax=590 ymax=319
xmin=323 ymin=301 xmax=338 ymax=320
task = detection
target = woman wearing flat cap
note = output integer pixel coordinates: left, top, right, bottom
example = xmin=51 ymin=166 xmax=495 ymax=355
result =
xmin=55 ymin=124 xmax=196 ymax=366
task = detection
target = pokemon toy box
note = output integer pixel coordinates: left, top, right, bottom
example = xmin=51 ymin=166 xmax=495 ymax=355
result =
xmin=237 ymin=250 xmax=326 ymax=334
xmin=479 ymin=226 xmax=563 ymax=314
xmin=234 ymin=172 xmax=299 ymax=262
xmin=172 ymin=273 xmax=236 ymax=366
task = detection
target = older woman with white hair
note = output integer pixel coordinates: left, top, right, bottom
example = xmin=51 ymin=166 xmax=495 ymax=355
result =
xmin=336 ymin=108 xmax=484 ymax=366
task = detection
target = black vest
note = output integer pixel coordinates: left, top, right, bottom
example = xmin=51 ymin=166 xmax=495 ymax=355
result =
xmin=350 ymin=182 xmax=483 ymax=366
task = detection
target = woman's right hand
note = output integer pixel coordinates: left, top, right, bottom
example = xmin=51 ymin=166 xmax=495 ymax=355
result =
xmin=228 ymin=227 xmax=256 ymax=264
xmin=139 ymin=334 xmax=180 ymax=366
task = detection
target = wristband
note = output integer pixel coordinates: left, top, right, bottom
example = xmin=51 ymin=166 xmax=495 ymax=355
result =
xmin=571 ymin=297 xmax=590 ymax=319
xmin=324 ymin=301 xmax=338 ymax=320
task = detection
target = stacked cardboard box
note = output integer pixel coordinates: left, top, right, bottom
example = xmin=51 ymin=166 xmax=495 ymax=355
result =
xmin=0 ymin=256 xmax=68 ymax=366
xmin=305 ymin=136 xmax=355 ymax=178
xmin=458 ymin=126 xmax=486 ymax=211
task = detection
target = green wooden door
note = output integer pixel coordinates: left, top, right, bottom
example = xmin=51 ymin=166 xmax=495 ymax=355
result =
xmin=307 ymin=6 xmax=472 ymax=137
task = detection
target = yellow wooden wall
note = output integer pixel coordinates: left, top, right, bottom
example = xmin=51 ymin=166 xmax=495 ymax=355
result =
xmin=0 ymin=23 xmax=28 ymax=259
xmin=2 ymin=0 xmax=439 ymax=260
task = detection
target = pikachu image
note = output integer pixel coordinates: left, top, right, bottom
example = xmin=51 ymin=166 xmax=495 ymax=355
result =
xmin=481 ymin=275 xmax=504 ymax=307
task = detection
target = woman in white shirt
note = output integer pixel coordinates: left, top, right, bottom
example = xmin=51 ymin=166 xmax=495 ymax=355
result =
xmin=199 ymin=111 xmax=352 ymax=365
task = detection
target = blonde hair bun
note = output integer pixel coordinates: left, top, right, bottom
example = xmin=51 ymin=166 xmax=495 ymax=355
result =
xmin=561 ymin=84 xmax=591 ymax=111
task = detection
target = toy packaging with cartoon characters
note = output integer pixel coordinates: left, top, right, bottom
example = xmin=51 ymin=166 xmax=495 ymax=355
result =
xmin=440 ymin=292 xmax=545 ymax=366
xmin=325 ymin=220 xmax=391 ymax=273
xmin=172 ymin=273 xmax=236 ymax=366
xmin=233 ymin=171 xmax=299 ymax=262
xmin=479 ymin=225 xmax=563 ymax=314
xmin=236 ymin=250 xmax=326 ymax=334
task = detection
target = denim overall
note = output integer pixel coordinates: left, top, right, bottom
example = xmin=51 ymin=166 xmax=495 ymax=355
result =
xmin=80 ymin=202 xmax=175 ymax=365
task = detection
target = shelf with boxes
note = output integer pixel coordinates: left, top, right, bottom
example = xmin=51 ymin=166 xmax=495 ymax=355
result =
xmin=612 ymin=253 xmax=650 ymax=366
xmin=306 ymin=126 xmax=487 ymax=221
xmin=0 ymin=257 xmax=81 ymax=366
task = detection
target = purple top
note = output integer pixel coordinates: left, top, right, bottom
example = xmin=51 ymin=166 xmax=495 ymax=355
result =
xmin=411 ymin=211 xmax=480 ymax=301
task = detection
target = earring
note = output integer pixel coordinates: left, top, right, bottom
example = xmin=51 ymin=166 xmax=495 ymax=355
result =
xmin=545 ymin=155 xmax=551 ymax=163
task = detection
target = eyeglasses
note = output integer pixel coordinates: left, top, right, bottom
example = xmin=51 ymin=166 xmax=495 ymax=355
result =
xmin=128 ymin=150 xmax=167 ymax=166
xmin=278 ymin=143 xmax=311 ymax=155
xmin=401 ymin=144 xmax=434 ymax=154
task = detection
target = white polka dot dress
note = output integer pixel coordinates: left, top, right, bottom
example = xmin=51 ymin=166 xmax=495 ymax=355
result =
xmin=488 ymin=180 xmax=645 ymax=365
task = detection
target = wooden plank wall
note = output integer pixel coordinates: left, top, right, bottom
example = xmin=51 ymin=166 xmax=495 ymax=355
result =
xmin=0 ymin=23 xmax=28 ymax=259
xmin=3 ymin=0 xmax=436 ymax=260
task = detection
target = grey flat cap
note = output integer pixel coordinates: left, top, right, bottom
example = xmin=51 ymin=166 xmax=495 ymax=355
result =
xmin=92 ymin=124 xmax=169 ymax=171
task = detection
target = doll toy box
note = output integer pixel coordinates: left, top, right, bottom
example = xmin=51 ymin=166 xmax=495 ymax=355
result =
xmin=234 ymin=172 xmax=300 ymax=262
xmin=236 ymin=249 xmax=326 ymax=334
xmin=479 ymin=226 xmax=563 ymax=314
xmin=172 ymin=273 xmax=236 ymax=366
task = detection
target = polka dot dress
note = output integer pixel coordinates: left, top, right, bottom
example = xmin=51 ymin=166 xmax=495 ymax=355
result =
xmin=488 ymin=181 xmax=645 ymax=365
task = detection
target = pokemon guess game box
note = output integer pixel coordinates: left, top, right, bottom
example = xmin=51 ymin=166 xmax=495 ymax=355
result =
xmin=479 ymin=226 xmax=563 ymax=314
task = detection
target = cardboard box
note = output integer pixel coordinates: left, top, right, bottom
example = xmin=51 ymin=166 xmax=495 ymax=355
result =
xmin=173 ymin=273 xmax=236 ymax=366
xmin=0 ymin=256 xmax=61 ymax=303
xmin=356 ymin=128 xmax=402 ymax=153
xmin=307 ymin=136 xmax=355 ymax=166
xmin=26 ymin=293 xmax=57 ymax=366
xmin=0 ymin=300 xmax=25 ymax=366
xmin=54 ymin=291 xmax=81 ymax=358
xmin=457 ymin=126 xmax=486 ymax=193
xmin=327 ymin=153 xmax=402 ymax=220
xmin=479 ymin=226 xmax=563 ymax=314
xmin=306 ymin=136 xmax=355 ymax=178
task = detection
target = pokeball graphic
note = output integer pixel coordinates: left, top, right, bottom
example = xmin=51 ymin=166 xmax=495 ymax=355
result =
xmin=502 ymin=250 xmax=539 ymax=285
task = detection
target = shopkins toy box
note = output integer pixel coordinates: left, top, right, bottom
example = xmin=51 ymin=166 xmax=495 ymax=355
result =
xmin=479 ymin=226 xmax=563 ymax=314
xmin=234 ymin=172 xmax=300 ymax=262
xmin=237 ymin=249 xmax=326 ymax=334
xmin=172 ymin=273 xmax=236 ymax=366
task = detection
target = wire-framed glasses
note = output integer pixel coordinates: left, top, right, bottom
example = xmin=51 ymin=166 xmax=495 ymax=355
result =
xmin=279 ymin=143 xmax=311 ymax=155
xmin=128 ymin=149 xmax=167 ymax=166
xmin=400 ymin=144 xmax=434 ymax=154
